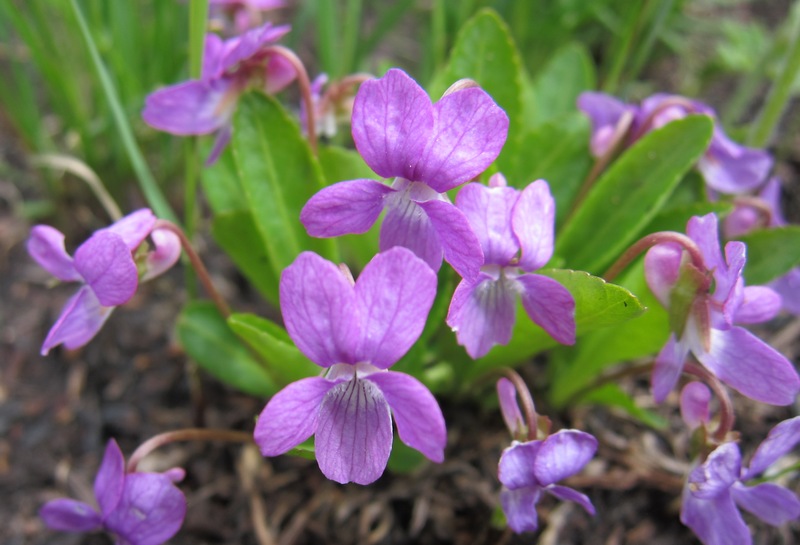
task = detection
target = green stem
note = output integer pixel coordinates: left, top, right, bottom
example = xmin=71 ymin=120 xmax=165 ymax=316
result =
xmin=748 ymin=9 xmax=800 ymax=148
xmin=68 ymin=0 xmax=178 ymax=224
xmin=188 ymin=0 xmax=209 ymax=79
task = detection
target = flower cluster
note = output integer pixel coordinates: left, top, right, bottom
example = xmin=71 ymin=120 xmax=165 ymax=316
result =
xmin=28 ymin=209 xmax=180 ymax=355
xmin=682 ymin=416 xmax=800 ymax=545
xmin=578 ymin=92 xmax=772 ymax=194
xmin=496 ymin=378 xmax=597 ymax=533
xmin=142 ymin=21 xmax=294 ymax=164
xmin=643 ymin=213 xmax=799 ymax=404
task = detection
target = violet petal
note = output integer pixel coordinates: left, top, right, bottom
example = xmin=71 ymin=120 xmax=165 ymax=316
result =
xmin=142 ymin=229 xmax=181 ymax=282
xmin=354 ymin=247 xmax=436 ymax=368
xmin=418 ymin=199 xmax=484 ymax=280
xmin=102 ymin=209 xmax=156 ymax=250
xmin=497 ymin=377 xmax=525 ymax=438
xmin=95 ymin=439 xmax=126 ymax=517
xmin=39 ymin=499 xmax=102 ymax=532
xmin=697 ymin=326 xmax=800 ymax=405
xmin=254 ymin=377 xmax=336 ymax=456
xmin=680 ymin=486 xmax=750 ymax=545
xmin=414 ymin=87 xmax=509 ymax=193
xmin=680 ymin=382 xmax=711 ymax=429
xmin=744 ymin=416 xmax=800 ymax=479
xmin=143 ymin=78 xmax=237 ymax=135
xmin=734 ymin=286 xmax=782 ymax=324
xmin=315 ymin=378 xmax=393 ymax=485
xmin=688 ymin=443 xmax=741 ymax=499
xmin=204 ymin=123 xmax=233 ymax=166
xmin=27 ymin=225 xmax=80 ymax=282
xmin=500 ymin=486 xmax=541 ymax=534
xmin=644 ymin=243 xmax=683 ymax=308
xmin=517 ymin=273 xmax=576 ymax=345
xmin=279 ymin=252 xmax=360 ymax=367
xmin=455 ymin=182 xmax=519 ymax=266
xmin=651 ymin=334 xmax=690 ymax=403
xmin=698 ymin=133 xmax=773 ymax=194
xmin=351 ymin=69 xmax=432 ymax=180
xmin=103 ymin=473 xmax=186 ymax=545
xmin=533 ymin=430 xmax=597 ymax=486
xmin=365 ymin=371 xmax=446 ymax=462
xmin=74 ymin=231 xmax=139 ymax=307
xmin=546 ymin=484 xmax=596 ymax=515
xmin=446 ymin=274 xmax=517 ymax=359
xmin=498 ymin=441 xmax=541 ymax=490
xmin=731 ymin=482 xmax=800 ymax=526
xmin=380 ymin=194 xmax=443 ymax=272
xmin=512 ymin=180 xmax=555 ymax=271
xmin=301 ymin=179 xmax=393 ymax=237
xmin=41 ymin=286 xmax=114 ymax=355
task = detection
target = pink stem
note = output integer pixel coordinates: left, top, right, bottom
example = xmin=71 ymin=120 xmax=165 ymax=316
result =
xmin=502 ymin=368 xmax=539 ymax=441
xmin=153 ymin=220 xmax=231 ymax=318
xmin=265 ymin=45 xmax=317 ymax=155
xmin=127 ymin=428 xmax=253 ymax=472
xmin=603 ymin=231 xmax=707 ymax=283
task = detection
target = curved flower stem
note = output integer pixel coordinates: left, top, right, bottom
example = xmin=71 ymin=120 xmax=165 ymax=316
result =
xmin=565 ymin=359 xmax=734 ymax=443
xmin=265 ymin=45 xmax=317 ymax=155
xmin=127 ymin=428 xmax=253 ymax=472
xmin=502 ymin=368 xmax=540 ymax=441
xmin=602 ymin=231 xmax=707 ymax=282
xmin=683 ymin=362 xmax=735 ymax=443
xmin=153 ymin=219 xmax=231 ymax=318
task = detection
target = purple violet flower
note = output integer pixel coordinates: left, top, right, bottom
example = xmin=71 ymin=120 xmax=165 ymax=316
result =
xmin=446 ymin=174 xmax=575 ymax=358
xmin=644 ymin=213 xmax=799 ymax=405
xmin=724 ymin=178 xmax=800 ymax=315
xmin=142 ymin=22 xmax=294 ymax=165
xmin=40 ymin=439 xmax=186 ymax=545
xmin=578 ymin=92 xmax=773 ymax=194
xmin=254 ymin=247 xmax=447 ymax=485
xmin=300 ymin=68 xmax=509 ymax=279
xmin=681 ymin=416 xmax=800 ymax=545
xmin=27 ymin=209 xmax=180 ymax=355
xmin=495 ymin=379 xmax=597 ymax=533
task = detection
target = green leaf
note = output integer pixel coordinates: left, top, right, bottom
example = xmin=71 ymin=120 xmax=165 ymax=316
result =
xmin=211 ymin=211 xmax=279 ymax=305
xmin=740 ymin=226 xmax=800 ymax=285
xmin=232 ymin=92 xmax=337 ymax=278
xmin=555 ymin=115 xmax=713 ymax=275
xmin=549 ymin=260 xmax=669 ymax=407
xmin=526 ymin=42 xmax=596 ymax=126
xmin=429 ymin=8 xmax=524 ymax=166
xmin=498 ymin=113 xmax=592 ymax=227
xmin=201 ymin=145 xmax=246 ymax=214
xmin=468 ymin=269 xmax=645 ymax=378
xmin=177 ymin=301 xmax=275 ymax=397
xmin=227 ymin=313 xmax=320 ymax=385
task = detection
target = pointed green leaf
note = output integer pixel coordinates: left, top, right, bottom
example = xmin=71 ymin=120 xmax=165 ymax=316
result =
xmin=468 ymin=269 xmax=645 ymax=377
xmin=212 ymin=211 xmax=279 ymax=304
xmin=498 ymin=113 xmax=592 ymax=226
xmin=232 ymin=92 xmax=337 ymax=278
xmin=549 ymin=260 xmax=669 ymax=407
xmin=228 ymin=312 xmax=320 ymax=385
xmin=555 ymin=115 xmax=714 ymax=275
xmin=177 ymin=301 xmax=275 ymax=397
xmin=739 ymin=226 xmax=800 ymax=285
xmin=526 ymin=42 xmax=596 ymax=126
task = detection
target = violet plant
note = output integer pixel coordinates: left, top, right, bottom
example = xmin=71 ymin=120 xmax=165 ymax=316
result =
xmin=17 ymin=3 xmax=800 ymax=544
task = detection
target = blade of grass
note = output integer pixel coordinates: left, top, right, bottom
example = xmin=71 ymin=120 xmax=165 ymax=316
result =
xmin=748 ymin=2 xmax=800 ymax=148
xmin=341 ymin=0 xmax=363 ymax=74
xmin=316 ymin=0 xmax=339 ymax=77
xmin=358 ymin=0 xmax=415 ymax=67
xmin=68 ymin=0 xmax=177 ymax=223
